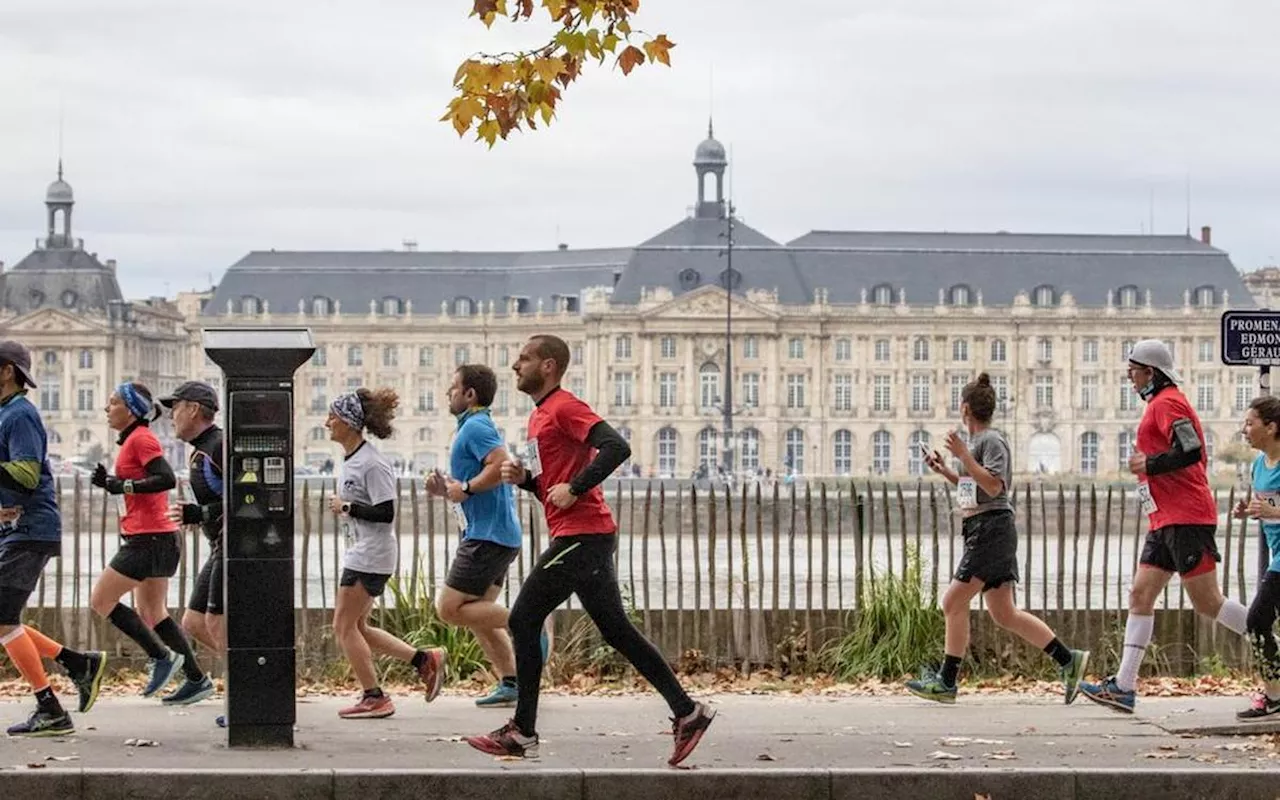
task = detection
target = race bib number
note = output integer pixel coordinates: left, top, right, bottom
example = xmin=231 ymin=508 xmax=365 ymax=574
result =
xmin=1137 ymin=483 xmax=1158 ymax=516
xmin=450 ymin=502 xmax=468 ymax=533
xmin=521 ymin=440 xmax=543 ymax=479
xmin=956 ymin=477 xmax=978 ymax=510
xmin=1258 ymin=491 xmax=1279 ymax=510
xmin=341 ymin=520 xmax=355 ymax=551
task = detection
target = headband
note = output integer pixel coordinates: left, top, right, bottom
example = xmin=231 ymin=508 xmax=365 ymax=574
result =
xmin=331 ymin=392 xmax=365 ymax=431
xmin=117 ymin=383 xmax=152 ymax=420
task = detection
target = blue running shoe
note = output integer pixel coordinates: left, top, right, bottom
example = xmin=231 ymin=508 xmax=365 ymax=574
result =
xmin=142 ymin=650 xmax=184 ymax=698
xmin=162 ymin=675 xmax=215 ymax=706
xmin=215 ymin=715 xmax=227 ymax=728
xmin=1078 ymin=676 xmax=1135 ymax=714
xmin=475 ymin=682 xmax=519 ymax=708
xmin=905 ymin=673 xmax=957 ymax=705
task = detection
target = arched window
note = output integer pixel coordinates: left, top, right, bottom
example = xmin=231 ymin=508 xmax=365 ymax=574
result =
xmin=1079 ymin=432 xmax=1099 ymax=475
xmin=47 ymin=430 xmax=62 ymax=444
xmin=990 ymin=338 xmax=1007 ymax=363
xmin=872 ymin=431 xmax=891 ymax=475
xmin=908 ymin=430 xmax=931 ymax=476
xmin=872 ymin=284 xmax=894 ymax=305
xmin=1032 ymin=285 xmax=1056 ymax=307
xmin=833 ymin=430 xmax=853 ymax=475
xmin=739 ymin=428 xmax=760 ymax=473
xmin=912 ymin=337 xmax=930 ymax=362
xmin=381 ymin=297 xmax=403 ymax=316
xmin=699 ymin=363 xmax=720 ymax=409
xmin=454 ymin=297 xmax=474 ymax=316
xmin=784 ymin=428 xmax=805 ymax=475
xmin=698 ymin=427 xmax=719 ymax=471
xmin=656 ymin=428 xmax=678 ymax=477
xmin=312 ymin=296 xmax=332 ymax=316
xmin=1194 ymin=285 xmax=1217 ymax=307
xmin=952 ymin=339 xmax=969 ymax=362
xmin=78 ymin=349 xmax=93 ymax=369
xmin=949 ymin=285 xmax=972 ymax=306
xmin=241 ymin=296 xmax=262 ymax=315
xmin=77 ymin=429 xmax=92 ymax=444
xmin=1117 ymin=285 xmax=1139 ymax=308
xmin=1118 ymin=430 xmax=1136 ymax=465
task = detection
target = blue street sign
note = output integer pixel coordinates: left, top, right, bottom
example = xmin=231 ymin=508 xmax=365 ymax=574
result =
xmin=1221 ymin=310 xmax=1280 ymax=366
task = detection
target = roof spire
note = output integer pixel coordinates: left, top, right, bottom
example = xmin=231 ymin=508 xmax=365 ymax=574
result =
xmin=57 ymin=158 xmax=63 ymax=182
xmin=708 ymin=116 xmax=714 ymax=139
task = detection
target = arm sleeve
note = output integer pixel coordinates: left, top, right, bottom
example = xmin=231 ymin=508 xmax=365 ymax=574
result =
xmin=568 ymin=420 xmax=631 ymax=496
xmin=348 ymin=499 xmax=394 ymax=523
xmin=1146 ymin=416 xmax=1203 ymax=476
xmin=518 ymin=470 xmax=540 ymax=495
xmin=128 ymin=456 xmax=177 ymax=494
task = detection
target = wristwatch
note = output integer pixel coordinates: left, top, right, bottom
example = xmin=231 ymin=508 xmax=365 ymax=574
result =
xmin=340 ymin=501 xmax=351 ymax=515
xmin=462 ymin=480 xmax=474 ymax=496
xmin=122 ymin=480 xmax=135 ymax=495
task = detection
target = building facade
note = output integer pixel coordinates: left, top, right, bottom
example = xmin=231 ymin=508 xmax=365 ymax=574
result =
xmin=195 ymin=124 xmax=1256 ymax=480
xmin=0 ymin=166 xmax=187 ymax=468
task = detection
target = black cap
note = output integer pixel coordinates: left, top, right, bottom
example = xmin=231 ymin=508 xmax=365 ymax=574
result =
xmin=159 ymin=381 xmax=219 ymax=412
xmin=0 ymin=341 xmax=37 ymax=389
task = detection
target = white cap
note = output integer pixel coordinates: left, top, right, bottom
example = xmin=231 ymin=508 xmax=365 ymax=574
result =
xmin=1127 ymin=339 xmax=1182 ymax=384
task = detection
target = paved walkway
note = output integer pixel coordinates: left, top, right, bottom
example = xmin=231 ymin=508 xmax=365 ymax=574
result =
xmin=3 ymin=692 xmax=1280 ymax=798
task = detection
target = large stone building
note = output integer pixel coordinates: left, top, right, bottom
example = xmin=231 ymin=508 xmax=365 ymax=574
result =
xmin=195 ymin=124 xmax=1256 ymax=480
xmin=0 ymin=165 xmax=186 ymax=468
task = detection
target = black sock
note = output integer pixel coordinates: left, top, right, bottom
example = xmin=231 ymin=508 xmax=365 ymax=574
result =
xmin=34 ymin=686 xmax=63 ymax=715
xmin=153 ymin=617 xmax=205 ymax=683
xmin=940 ymin=654 xmax=962 ymax=687
xmin=363 ymin=686 xmax=384 ymax=699
xmin=1044 ymin=638 xmax=1073 ymax=668
xmin=55 ymin=647 xmax=88 ymax=676
xmin=411 ymin=650 xmax=427 ymax=670
xmin=501 ymin=675 xmax=517 ymax=688
xmin=108 ymin=603 xmax=166 ymax=659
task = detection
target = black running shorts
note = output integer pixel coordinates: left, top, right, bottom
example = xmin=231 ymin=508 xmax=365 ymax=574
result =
xmin=1139 ymin=525 xmax=1221 ymax=576
xmin=110 ymin=533 xmax=181 ymax=582
xmin=446 ymin=538 xmax=519 ymax=597
xmin=953 ymin=509 xmax=1020 ymax=592
xmin=187 ymin=541 xmax=224 ymax=616
xmin=0 ymin=542 xmax=53 ymax=625
xmin=340 ymin=568 xmax=390 ymax=599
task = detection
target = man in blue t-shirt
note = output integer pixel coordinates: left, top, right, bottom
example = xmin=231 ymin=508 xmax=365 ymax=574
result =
xmin=426 ymin=364 xmax=539 ymax=708
xmin=0 ymin=341 xmax=105 ymax=736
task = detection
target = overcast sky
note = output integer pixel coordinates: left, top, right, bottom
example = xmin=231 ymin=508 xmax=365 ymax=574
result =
xmin=1 ymin=0 xmax=1275 ymax=298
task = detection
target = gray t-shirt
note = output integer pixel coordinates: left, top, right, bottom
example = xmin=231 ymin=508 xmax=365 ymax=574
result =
xmin=961 ymin=428 xmax=1012 ymax=515
xmin=339 ymin=441 xmax=399 ymax=575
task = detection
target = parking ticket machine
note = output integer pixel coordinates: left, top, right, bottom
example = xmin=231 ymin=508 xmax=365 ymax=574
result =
xmin=202 ymin=328 xmax=314 ymax=748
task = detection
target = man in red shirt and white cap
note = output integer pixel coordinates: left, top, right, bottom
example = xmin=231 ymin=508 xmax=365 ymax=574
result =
xmin=1080 ymin=339 xmax=1248 ymax=713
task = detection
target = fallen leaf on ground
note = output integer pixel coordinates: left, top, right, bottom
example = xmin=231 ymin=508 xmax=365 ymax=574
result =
xmin=123 ymin=739 xmax=159 ymax=748
xmin=983 ymin=750 xmax=1017 ymax=761
xmin=893 ymin=741 xmax=914 ymax=748
xmin=44 ymin=756 xmax=78 ymax=762
xmin=25 ymin=763 xmax=45 ymax=769
xmin=929 ymin=750 xmax=963 ymax=761
xmin=975 ymin=794 xmax=993 ymax=800
xmin=756 ymin=753 xmax=775 ymax=761
xmin=1142 ymin=751 xmax=1191 ymax=760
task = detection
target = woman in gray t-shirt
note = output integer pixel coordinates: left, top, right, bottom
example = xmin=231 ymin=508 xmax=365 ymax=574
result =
xmin=326 ymin=388 xmax=446 ymax=720
xmin=905 ymin=373 xmax=1088 ymax=705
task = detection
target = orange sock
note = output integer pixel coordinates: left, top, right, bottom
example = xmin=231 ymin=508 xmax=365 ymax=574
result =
xmin=1 ymin=628 xmax=51 ymax=693
xmin=22 ymin=625 xmax=64 ymax=660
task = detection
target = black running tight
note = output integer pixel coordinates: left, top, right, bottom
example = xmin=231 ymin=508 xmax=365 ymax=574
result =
xmin=1248 ymin=570 xmax=1280 ymax=683
xmin=508 ymin=534 xmax=694 ymax=735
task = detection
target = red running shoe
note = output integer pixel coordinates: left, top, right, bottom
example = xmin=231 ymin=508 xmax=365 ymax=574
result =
xmin=417 ymin=647 xmax=448 ymax=703
xmin=338 ymin=693 xmax=395 ymax=719
xmin=669 ymin=702 xmax=716 ymax=767
xmin=464 ymin=719 xmax=539 ymax=758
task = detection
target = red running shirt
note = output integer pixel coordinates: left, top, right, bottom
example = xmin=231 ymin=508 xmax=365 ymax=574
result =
xmin=116 ymin=426 xmax=178 ymax=536
xmin=525 ymin=389 xmax=617 ymax=538
xmin=1136 ymin=387 xmax=1217 ymax=529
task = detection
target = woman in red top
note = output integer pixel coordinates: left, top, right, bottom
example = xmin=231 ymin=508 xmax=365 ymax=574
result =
xmin=89 ymin=382 xmax=211 ymax=705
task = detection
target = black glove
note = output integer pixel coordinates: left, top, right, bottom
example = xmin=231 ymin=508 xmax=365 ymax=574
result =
xmin=91 ymin=464 xmax=124 ymax=495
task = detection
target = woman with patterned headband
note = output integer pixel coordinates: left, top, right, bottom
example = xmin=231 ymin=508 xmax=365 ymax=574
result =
xmin=89 ymin=382 xmax=212 ymax=706
xmin=326 ymin=388 xmax=446 ymax=719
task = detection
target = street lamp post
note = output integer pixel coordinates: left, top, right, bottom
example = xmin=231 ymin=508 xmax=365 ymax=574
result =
xmin=720 ymin=203 xmax=737 ymax=477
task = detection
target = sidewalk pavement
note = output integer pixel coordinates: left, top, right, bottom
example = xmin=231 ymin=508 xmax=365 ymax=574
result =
xmin=2 ymin=690 xmax=1280 ymax=798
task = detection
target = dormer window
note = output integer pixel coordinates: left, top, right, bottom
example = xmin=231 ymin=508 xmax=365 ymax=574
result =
xmin=1032 ymin=285 xmax=1056 ymax=307
xmin=312 ymin=296 xmax=332 ymax=316
xmin=454 ymin=297 xmax=474 ymax=316
xmin=507 ymin=296 xmax=530 ymax=314
xmin=872 ymin=284 xmax=894 ymax=305
xmin=1117 ymin=285 xmax=1139 ymax=308
xmin=1194 ymin=285 xmax=1217 ymax=306
xmin=949 ymin=285 xmax=972 ymax=306
xmin=381 ymin=297 xmax=404 ymax=316
xmin=678 ymin=269 xmax=701 ymax=290
xmin=61 ymin=290 xmax=77 ymax=308
xmin=241 ymin=296 xmax=262 ymax=314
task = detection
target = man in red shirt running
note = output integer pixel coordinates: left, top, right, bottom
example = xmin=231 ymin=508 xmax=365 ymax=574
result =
xmin=463 ymin=335 xmax=715 ymax=766
xmin=1080 ymin=340 xmax=1248 ymax=712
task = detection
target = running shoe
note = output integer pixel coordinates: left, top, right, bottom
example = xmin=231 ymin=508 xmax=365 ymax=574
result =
xmin=1061 ymin=649 xmax=1090 ymax=705
xmin=142 ymin=650 xmax=184 ymax=698
xmin=464 ymin=720 xmax=539 ymax=758
xmin=475 ymin=682 xmax=518 ymax=708
xmin=905 ymin=673 xmax=957 ymax=705
xmin=1078 ymin=676 xmax=1136 ymax=714
xmin=417 ymin=647 xmax=447 ymax=702
xmin=162 ymin=675 xmax=215 ymax=706
xmin=215 ymin=715 xmax=226 ymax=728
xmin=1237 ymin=692 xmax=1280 ymax=721
xmin=338 ymin=693 xmax=395 ymax=719
xmin=72 ymin=650 xmax=108 ymax=713
xmin=669 ymin=702 xmax=716 ymax=767
xmin=6 ymin=708 xmax=74 ymax=738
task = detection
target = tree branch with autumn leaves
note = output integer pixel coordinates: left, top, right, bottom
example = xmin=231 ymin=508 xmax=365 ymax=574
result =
xmin=442 ymin=0 xmax=674 ymax=147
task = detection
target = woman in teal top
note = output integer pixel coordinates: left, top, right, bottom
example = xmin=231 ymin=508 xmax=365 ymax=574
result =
xmin=1234 ymin=395 xmax=1280 ymax=720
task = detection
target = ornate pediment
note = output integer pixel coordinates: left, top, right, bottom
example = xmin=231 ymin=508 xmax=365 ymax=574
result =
xmin=0 ymin=308 xmax=110 ymax=335
xmin=639 ymin=285 xmax=779 ymax=321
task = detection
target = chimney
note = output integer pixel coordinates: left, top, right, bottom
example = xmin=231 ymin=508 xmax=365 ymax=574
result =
xmin=106 ymin=259 xmax=117 ymax=272
xmin=1200 ymin=225 xmax=1212 ymax=245
xmin=558 ymin=243 xmax=569 ymax=251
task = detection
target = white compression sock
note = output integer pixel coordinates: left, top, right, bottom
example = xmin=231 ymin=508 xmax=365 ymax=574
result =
xmin=1215 ymin=599 xmax=1248 ymax=636
xmin=1116 ymin=614 xmax=1154 ymax=693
